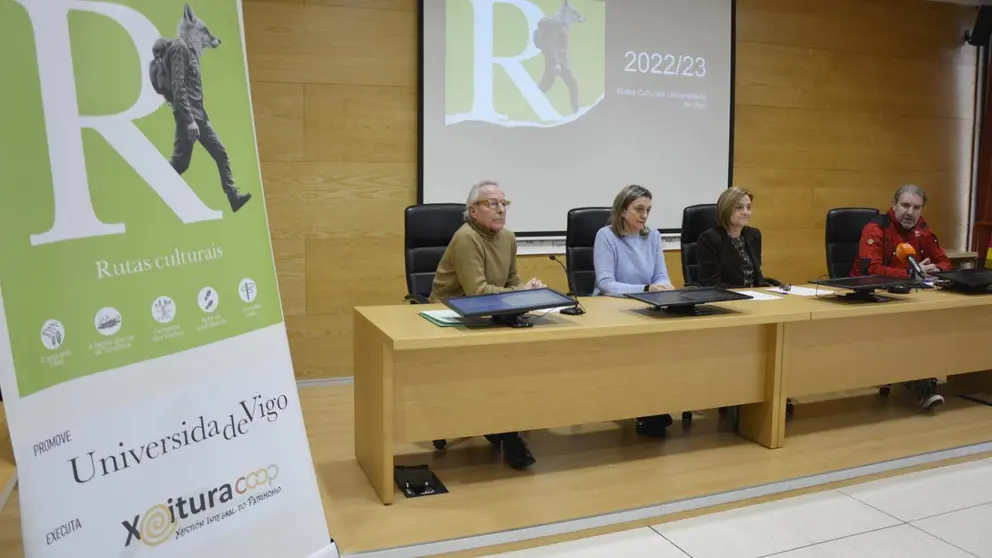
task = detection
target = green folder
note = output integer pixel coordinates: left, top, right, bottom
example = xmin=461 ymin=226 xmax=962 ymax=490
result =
xmin=419 ymin=310 xmax=464 ymax=327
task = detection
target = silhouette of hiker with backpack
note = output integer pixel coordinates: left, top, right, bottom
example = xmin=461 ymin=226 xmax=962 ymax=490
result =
xmin=533 ymin=0 xmax=586 ymax=114
xmin=149 ymin=3 xmax=251 ymax=213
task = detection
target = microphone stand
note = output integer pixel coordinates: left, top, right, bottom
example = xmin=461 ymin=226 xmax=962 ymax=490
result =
xmin=548 ymin=255 xmax=586 ymax=316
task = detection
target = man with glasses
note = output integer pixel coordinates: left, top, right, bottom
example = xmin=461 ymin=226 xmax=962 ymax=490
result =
xmin=429 ymin=180 xmax=546 ymax=469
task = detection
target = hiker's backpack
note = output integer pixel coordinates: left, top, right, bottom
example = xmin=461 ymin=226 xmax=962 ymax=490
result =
xmin=149 ymin=38 xmax=174 ymax=102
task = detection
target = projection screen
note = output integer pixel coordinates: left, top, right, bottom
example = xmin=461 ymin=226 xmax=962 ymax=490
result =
xmin=420 ymin=0 xmax=735 ymax=236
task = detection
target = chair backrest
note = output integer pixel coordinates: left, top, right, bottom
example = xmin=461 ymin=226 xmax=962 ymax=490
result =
xmin=565 ymin=207 xmax=611 ymax=296
xmin=825 ymin=207 xmax=880 ymax=278
xmin=404 ymin=203 xmax=466 ymax=299
xmin=680 ymin=204 xmax=718 ymax=286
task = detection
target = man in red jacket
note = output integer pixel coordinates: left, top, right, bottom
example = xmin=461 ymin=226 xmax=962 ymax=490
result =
xmin=852 ymin=184 xmax=951 ymax=278
xmin=851 ymin=184 xmax=947 ymax=411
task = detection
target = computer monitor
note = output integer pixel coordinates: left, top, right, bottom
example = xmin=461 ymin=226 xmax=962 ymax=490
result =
xmin=442 ymin=288 xmax=576 ymax=328
xmin=934 ymin=268 xmax=992 ymax=292
xmin=808 ymin=275 xmax=921 ymax=302
xmin=624 ymin=287 xmax=753 ymax=316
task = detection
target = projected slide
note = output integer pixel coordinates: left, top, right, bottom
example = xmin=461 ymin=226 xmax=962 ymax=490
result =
xmin=421 ymin=0 xmax=733 ymax=233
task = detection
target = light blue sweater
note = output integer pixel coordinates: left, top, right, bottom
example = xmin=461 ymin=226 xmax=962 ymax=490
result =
xmin=593 ymin=226 xmax=671 ymax=296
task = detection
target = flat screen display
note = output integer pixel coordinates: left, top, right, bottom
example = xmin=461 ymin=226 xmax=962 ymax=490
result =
xmin=624 ymin=287 xmax=752 ymax=307
xmin=442 ymin=288 xmax=575 ymax=317
xmin=810 ymin=276 xmax=919 ymax=290
xmin=935 ymin=268 xmax=992 ymax=288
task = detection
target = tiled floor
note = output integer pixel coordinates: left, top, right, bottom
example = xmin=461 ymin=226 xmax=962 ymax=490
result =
xmin=485 ymin=458 xmax=992 ymax=557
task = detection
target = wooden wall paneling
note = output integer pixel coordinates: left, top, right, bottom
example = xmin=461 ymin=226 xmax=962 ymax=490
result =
xmin=733 ymin=107 xmax=964 ymax=173
xmin=271 ymin=240 xmax=307 ymax=317
xmin=663 ymin=252 xmax=685 ymax=288
xmin=732 ymin=169 xmax=819 ymax=231
xmin=251 ymin=82 xmax=305 ymax=162
xmin=733 ymin=43 xmax=817 ymax=110
xmin=286 ymin=314 xmax=354 ymax=379
xmin=305 ymin=0 xmax=416 ymax=11
xmin=262 ymin=161 xmax=416 ymax=240
xmin=243 ymin=2 xmax=417 ymax=85
xmin=306 ymin=237 xmax=406 ymax=315
xmin=758 ymin=229 xmax=828 ymax=285
xmin=304 ymin=84 xmax=418 ymax=163
xmin=517 ymin=256 xmax=570 ymax=295
xmin=736 ymin=0 xmax=973 ymax=59
xmin=812 ymin=49 xmax=976 ymax=120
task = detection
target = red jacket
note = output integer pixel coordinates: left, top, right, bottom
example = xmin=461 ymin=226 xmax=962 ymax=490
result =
xmin=850 ymin=209 xmax=950 ymax=278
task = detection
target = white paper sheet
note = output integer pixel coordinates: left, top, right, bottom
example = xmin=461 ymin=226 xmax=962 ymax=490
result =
xmin=769 ymin=286 xmax=834 ymax=297
xmin=737 ymin=290 xmax=783 ymax=301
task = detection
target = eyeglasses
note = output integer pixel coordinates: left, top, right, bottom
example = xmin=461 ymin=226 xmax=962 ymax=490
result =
xmin=476 ymin=199 xmax=511 ymax=209
xmin=629 ymin=206 xmax=651 ymax=215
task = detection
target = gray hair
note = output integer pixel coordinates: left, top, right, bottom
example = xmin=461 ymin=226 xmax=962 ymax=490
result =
xmin=893 ymin=184 xmax=927 ymax=206
xmin=464 ymin=180 xmax=499 ymax=220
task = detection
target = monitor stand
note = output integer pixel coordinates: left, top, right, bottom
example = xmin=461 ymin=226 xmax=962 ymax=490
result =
xmin=491 ymin=313 xmax=533 ymax=328
xmin=653 ymin=304 xmax=711 ymax=316
xmin=560 ymin=305 xmax=585 ymax=316
xmin=839 ymin=289 xmax=890 ymax=303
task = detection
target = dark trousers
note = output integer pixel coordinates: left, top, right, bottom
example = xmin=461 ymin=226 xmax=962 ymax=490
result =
xmin=539 ymin=53 xmax=579 ymax=113
xmin=169 ymin=115 xmax=234 ymax=193
xmin=905 ymin=378 xmax=937 ymax=398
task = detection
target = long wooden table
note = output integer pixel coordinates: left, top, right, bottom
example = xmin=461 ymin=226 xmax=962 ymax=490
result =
xmin=354 ymin=287 xmax=992 ymax=504
xmin=783 ymin=288 xmax=992 ymax=411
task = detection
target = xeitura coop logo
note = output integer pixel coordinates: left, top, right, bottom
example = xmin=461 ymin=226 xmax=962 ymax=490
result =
xmin=446 ymin=0 xmax=605 ymax=127
xmin=0 ymin=1 xmax=283 ymax=397
xmin=122 ymin=464 xmax=282 ymax=548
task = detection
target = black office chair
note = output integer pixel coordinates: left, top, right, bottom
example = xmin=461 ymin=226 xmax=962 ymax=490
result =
xmin=565 ymin=208 xmax=611 ymax=295
xmin=403 ymin=203 xmax=468 ymax=450
xmin=681 ymin=203 xmax=753 ymax=422
xmin=403 ymin=203 xmax=466 ymax=304
xmin=676 ymin=204 xmax=718 ymax=424
xmin=680 ymin=204 xmax=718 ymax=287
xmin=824 ymin=207 xmax=896 ymax=398
xmin=825 ymin=208 xmax=880 ymax=279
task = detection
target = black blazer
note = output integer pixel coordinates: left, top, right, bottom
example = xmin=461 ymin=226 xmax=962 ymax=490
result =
xmin=695 ymin=226 xmax=782 ymax=288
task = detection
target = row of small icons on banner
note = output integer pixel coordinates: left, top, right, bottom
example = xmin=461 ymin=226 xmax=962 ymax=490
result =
xmin=38 ymin=278 xmax=260 ymax=350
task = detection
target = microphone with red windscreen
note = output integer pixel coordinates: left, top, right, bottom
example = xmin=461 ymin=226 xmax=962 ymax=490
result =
xmin=894 ymin=243 xmax=925 ymax=279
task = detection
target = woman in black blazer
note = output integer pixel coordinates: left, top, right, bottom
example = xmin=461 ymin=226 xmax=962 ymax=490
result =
xmin=697 ymin=187 xmax=786 ymax=289
xmin=698 ymin=186 xmax=794 ymax=415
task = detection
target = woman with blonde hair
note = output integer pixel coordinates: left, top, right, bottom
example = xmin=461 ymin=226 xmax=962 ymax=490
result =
xmin=593 ymin=185 xmax=678 ymax=437
xmin=699 ymin=186 xmax=792 ymax=416
xmin=697 ymin=186 xmax=786 ymax=289
xmin=593 ymin=184 xmax=673 ymax=296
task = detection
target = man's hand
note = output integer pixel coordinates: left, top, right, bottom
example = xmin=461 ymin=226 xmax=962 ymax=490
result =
xmin=187 ymin=121 xmax=200 ymax=140
xmin=648 ymin=283 xmax=674 ymax=292
xmin=524 ymin=277 xmax=546 ymax=290
xmin=919 ymin=258 xmax=940 ymax=275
